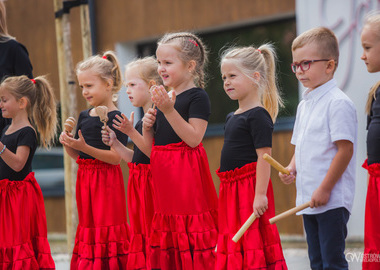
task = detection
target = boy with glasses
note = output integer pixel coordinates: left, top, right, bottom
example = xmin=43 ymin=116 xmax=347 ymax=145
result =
xmin=279 ymin=27 xmax=357 ymax=269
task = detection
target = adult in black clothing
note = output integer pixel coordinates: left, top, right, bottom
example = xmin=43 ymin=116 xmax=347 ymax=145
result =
xmin=0 ymin=1 xmax=33 ymax=135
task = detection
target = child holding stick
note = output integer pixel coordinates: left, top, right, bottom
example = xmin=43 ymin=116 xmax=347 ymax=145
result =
xmin=117 ymin=32 xmax=219 ymax=269
xmin=279 ymin=27 xmax=357 ymax=269
xmin=102 ymin=56 xmax=162 ymax=269
xmin=216 ymin=44 xmax=287 ymax=269
xmin=60 ymin=51 xmax=130 ymax=269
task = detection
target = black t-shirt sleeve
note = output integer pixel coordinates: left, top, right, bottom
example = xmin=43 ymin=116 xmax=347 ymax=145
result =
xmin=17 ymin=127 xmax=37 ymax=148
xmin=188 ymin=89 xmax=211 ymax=121
xmin=248 ymin=108 xmax=273 ymax=149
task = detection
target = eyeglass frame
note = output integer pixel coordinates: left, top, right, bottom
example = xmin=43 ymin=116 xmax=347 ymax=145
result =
xmin=290 ymin=59 xmax=331 ymax=73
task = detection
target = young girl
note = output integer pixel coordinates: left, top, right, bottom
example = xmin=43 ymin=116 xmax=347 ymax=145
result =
xmin=360 ymin=12 xmax=380 ymax=270
xmin=59 ymin=51 xmax=130 ymax=269
xmin=217 ymin=45 xmax=287 ymax=269
xmin=102 ymin=56 xmax=162 ymax=269
xmin=117 ymin=32 xmax=219 ymax=269
xmin=0 ymin=75 xmax=56 ymax=269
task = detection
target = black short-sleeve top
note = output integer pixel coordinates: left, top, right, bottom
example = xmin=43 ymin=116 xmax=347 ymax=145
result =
xmin=131 ymin=119 xmax=150 ymax=164
xmin=0 ymin=126 xmax=37 ymax=181
xmin=154 ymin=88 xmax=211 ymax=146
xmin=75 ymin=109 xmax=129 ymax=160
xmin=220 ymin=107 xmax=273 ymax=172
xmin=367 ymin=87 xmax=380 ymax=165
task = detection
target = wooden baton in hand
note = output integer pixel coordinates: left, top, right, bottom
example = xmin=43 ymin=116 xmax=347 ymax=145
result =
xmin=232 ymin=213 xmax=257 ymax=243
xmin=263 ymin=153 xmax=289 ymax=175
xmin=269 ymin=201 xmax=311 ymax=224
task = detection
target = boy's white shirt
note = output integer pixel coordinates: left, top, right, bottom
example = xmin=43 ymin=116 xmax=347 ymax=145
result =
xmin=291 ymin=78 xmax=358 ymax=215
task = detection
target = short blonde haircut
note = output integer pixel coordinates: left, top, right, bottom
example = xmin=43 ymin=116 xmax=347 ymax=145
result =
xmin=292 ymin=27 xmax=339 ymax=68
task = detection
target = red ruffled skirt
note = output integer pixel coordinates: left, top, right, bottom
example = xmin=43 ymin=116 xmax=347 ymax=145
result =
xmin=71 ymin=158 xmax=130 ymax=270
xmin=0 ymin=172 xmax=55 ymax=269
xmin=127 ymin=162 xmax=154 ymax=270
xmin=216 ymin=162 xmax=287 ymax=270
xmin=149 ymin=142 xmax=218 ymax=270
xmin=362 ymin=160 xmax=380 ymax=270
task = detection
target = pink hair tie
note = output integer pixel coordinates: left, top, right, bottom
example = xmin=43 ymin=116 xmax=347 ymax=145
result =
xmin=31 ymin=79 xmax=36 ymax=84
xmin=189 ymin=39 xmax=198 ymax=47
xmin=256 ymin=49 xmax=261 ymax=54
xmin=102 ymin=55 xmax=107 ymax=59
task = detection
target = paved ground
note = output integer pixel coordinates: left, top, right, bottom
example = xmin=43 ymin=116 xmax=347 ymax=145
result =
xmin=49 ymin=235 xmax=364 ymax=269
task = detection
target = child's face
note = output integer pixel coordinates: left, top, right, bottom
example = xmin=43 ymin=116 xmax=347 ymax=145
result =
xmin=361 ymin=24 xmax=380 ymax=73
xmin=124 ymin=67 xmax=151 ymax=108
xmin=292 ymin=43 xmax=334 ymax=90
xmin=156 ymin=44 xmax=192 ymax=90
xmin=221 ymin=60 xmax=257 ymax=101
xmin=0 ymin=89 xmax=20 ymax=119
xmin=77 ymin=69 xmax=111 ymax=107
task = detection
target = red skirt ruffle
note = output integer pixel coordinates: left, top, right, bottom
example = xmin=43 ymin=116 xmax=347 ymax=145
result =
xmin=362 ymin=159 xmax=380 ymax=270
xmin=216 ymin=162 xmax=287 ymax=270
xmin=149 ymin=142 xmax=218 ymax=270
xmin=127 ymin=162 xmax=154 ymax=270
xmin=71 ymin=158 xmax=130 ymax=270
xmin=0 ymin=172 xmax=55 ymax=269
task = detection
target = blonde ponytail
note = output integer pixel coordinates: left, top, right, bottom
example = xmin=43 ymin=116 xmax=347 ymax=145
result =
xmin=258 ymin=44 xmax=283 ymax=122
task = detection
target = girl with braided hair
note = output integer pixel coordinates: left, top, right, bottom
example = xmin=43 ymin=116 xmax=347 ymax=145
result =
xmin=116 ymin=32 xmax=218 ymax=269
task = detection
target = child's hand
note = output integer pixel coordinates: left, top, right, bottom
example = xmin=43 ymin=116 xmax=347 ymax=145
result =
xmin=101 ymin=126 xmax=117 ymax=147
xmin=151 ymin=85 xmax=175 ymax=114
xmin=113 ymin=112 xmax=134 ymax=135
xmin=253 ymin=194 xmax=268 ymax=218
xmin=60 ymin=130 xmax=87 ymax=151
xmin=59 ymin=131 xmax=73 ymax=146
xmin=310 ymin=186 xmax=331 ymax=208
xmin=279 ymin=166 xmax=296 ymax=184
xmin=143 ymin=108 xmax=157 ymax=130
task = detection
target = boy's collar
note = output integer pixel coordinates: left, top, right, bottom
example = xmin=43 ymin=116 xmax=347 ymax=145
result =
xmin=303 ymin=78 xmax=337 ymax=101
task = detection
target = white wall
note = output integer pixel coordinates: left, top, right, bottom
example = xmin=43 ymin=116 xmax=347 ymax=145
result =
xmin=296 ymin=0 xmax=380 ymax=238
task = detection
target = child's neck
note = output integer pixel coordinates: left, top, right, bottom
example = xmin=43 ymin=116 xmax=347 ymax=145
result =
xmin=173 ymin=80 xmax=196 ymax=95
xmin=6 ymin=114 xmax=31 ymax=134
xmin=236 ymin=94 xmax=262 ymax=114
xmin=142 ymin=102 xmax=154 ymax=114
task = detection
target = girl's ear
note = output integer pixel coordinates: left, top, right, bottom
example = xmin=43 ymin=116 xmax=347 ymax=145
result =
xmin=252 ymin=72 xmax=261 ymax=83
xmin=18 ymin=97 xmax=28 ymax=109
xmin=188 ymin=60 xmax=196 ymax=73
xmin=106 ymin=78 xmax=113 ymax=90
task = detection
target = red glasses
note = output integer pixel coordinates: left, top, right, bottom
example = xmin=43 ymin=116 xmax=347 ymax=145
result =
xmin=291 ymin=59 xmax=331 ymax=73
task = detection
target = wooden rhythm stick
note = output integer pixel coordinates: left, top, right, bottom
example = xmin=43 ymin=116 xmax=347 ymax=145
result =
xmin=232 ymin=213 xmax=257 ymax=243
xmin=95 ymin=106 xmax=109 ymax=128
xmin=263 ymin=153 xmax=289 ymax=175
xmin=269 ymin=201 xmax=311 ymax=224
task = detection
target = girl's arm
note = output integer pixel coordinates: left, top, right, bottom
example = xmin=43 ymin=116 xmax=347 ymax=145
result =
xmin=152 ymin=87 xmax=207 ymax=147
xmin=310 ymin=139 xmax=353 ymax=208
xmin=61 ymin=130 xmax=122 ymax=165
xmin=0 ymin=142 xmax=30 ymax=172
xmin=102 ymin=126 xmax=134 ymax=163
xmin=253 ymin=147 xmax=272 ymax=217
xmin=113 ymin=111 xmax=153 ymax=157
